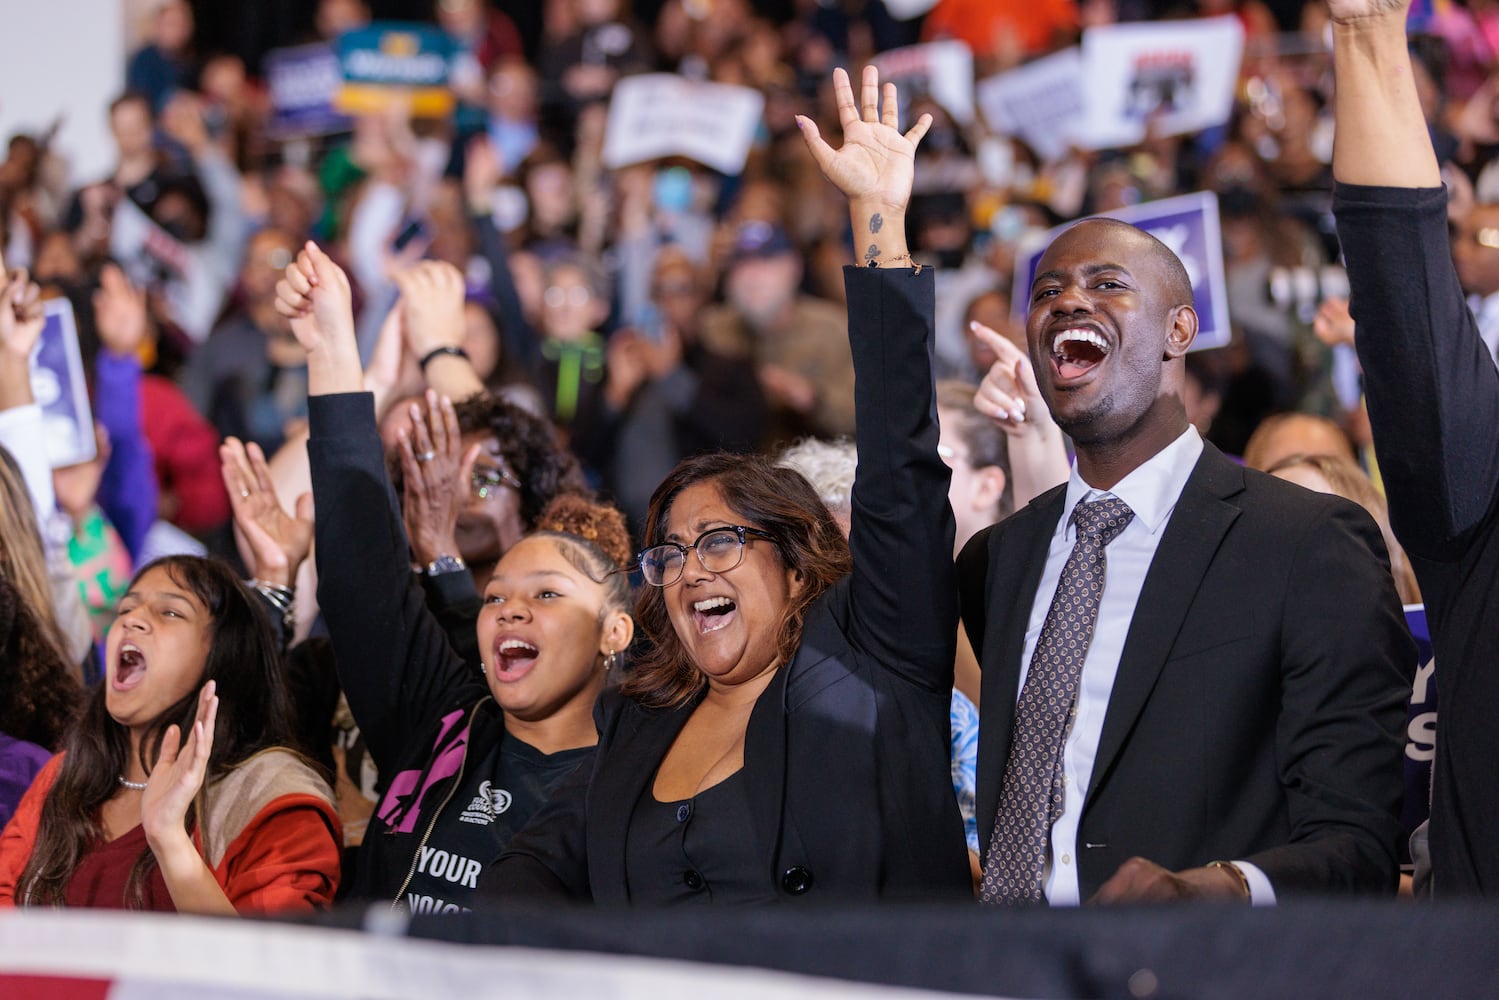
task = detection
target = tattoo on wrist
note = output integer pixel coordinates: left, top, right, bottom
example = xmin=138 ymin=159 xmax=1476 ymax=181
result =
xmin=864 ymin=244 xmax=880 ymax=265
xmin=870 ymin=213 xmax=883 ymax=234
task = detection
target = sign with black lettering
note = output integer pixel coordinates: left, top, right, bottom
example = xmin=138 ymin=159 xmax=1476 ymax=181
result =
xmin=602 ymin=75 xmax=764 ymax=175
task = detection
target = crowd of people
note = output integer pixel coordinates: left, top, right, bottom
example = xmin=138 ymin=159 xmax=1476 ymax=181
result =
xmin=0 ymin=0 xmax=1493 ymax=916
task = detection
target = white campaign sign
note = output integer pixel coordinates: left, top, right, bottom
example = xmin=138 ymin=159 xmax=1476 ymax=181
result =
xmin=1077 ymin=16 xmax=1245 ymax=149
xmin=602 ymin=75 xmax=765 ymax=175
xmin=976 ymin=47 xmax=1085 ymax=162
xmin=873 ymin=40 xmax=976 ymax=126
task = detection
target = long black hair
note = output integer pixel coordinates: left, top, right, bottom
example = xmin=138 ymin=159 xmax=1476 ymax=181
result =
xmin=18 ymin=556 xmax=297 ymax=907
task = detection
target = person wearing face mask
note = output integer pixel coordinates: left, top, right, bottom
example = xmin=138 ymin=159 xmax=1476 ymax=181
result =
xmin=483 ymin=67 xmax=971 ymax=905
xmin=274 ymin=241 xmax=635 ymax=913
xmin=0 ymin=556 xmax=340 ymax=913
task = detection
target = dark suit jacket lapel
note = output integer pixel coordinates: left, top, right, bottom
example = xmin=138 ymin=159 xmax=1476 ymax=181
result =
xmin=587 ymin=695 xmax=699 ymax=904
xmin=743 ymin=652 xmax=797 ymax=883
xmin=1087 ymin=445 xmax=1245 ymax=804
xmin=975 ymin=487 xmax=1065 ymax=855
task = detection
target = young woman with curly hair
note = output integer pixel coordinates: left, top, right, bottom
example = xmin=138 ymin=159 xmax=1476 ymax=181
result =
xmin=273 ymin=242 xmax=635 ymax=914
xmin=485 ymin=67 xmax=971 ymax=904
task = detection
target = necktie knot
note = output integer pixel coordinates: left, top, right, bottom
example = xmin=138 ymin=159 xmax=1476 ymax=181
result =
xmin=1071 ymin=497 xmax=1134 ymax=547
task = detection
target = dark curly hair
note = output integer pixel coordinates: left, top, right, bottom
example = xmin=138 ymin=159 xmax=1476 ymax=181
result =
xmin=0 ymin=577 xmax=83 ymax=750
xmin=530 ymin=493 xmax=633 ymax=617
xmin=622 ymin=452 xmax=852 ymax=708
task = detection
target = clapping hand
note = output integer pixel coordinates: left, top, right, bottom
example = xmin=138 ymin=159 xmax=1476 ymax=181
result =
xmin=399 ymin=390 xmax=479 ymax=568
xmin=141 ymin=681 xmax=219 ymax=852
xmin=220 ymin=436 xmax=313 ymax=589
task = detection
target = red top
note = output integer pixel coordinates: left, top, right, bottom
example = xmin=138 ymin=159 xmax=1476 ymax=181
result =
xmin=0 ymin=754 xmax=340 ymax=912
xmin=63 ymin=822 xmax=172 ymax=911
xmin=140 ymin=374 xmax=230 ymax=533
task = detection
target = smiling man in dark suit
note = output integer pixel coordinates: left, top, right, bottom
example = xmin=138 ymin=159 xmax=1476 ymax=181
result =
xmin=957 ymin=217 xmax=1414 ymax=905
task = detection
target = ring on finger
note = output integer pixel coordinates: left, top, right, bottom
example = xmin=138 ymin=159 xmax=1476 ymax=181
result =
xmin=416 ymin=450 xmax=437 ymax=463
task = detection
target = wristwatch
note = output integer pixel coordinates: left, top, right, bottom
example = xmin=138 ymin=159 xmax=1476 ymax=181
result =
xmin=424 ymin=554 xmax=467 ymax=577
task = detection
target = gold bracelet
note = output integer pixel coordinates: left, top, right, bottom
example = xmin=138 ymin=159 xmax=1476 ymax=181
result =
xmin=1208 ymin=860 xmax=1252 ymax=902
xmin=864 ymin=252 xmax=921 ymax=273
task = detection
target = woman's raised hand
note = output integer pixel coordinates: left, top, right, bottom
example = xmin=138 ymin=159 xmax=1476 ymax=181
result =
xmin=141 ymin=681 xmax=219 ymax=852
xmin=274 ymin=242 xmax=363 ymax=394
xmin=220 ymin=436 xmax=314 ymax=589
xmin=796 ymin=66 xmax=931 ymax=213
xmin=399 ymin=390 xmax=480 ymax=568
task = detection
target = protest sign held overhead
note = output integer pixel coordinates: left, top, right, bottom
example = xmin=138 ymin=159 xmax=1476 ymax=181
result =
xmin=265 ymin=43 xmax=351 ymax=139
xmin=1077 ymin=16 xmax=1245 ymax=148
xmin=335 ymin=22 xmax=458 ymax=118
xmin=30 ymin=299 xmax=97 ymax=468
xmin=872 ymin=41 xmax=975 ymax=126
xmin=976 ymin=47 xmax=1085 ymax=163
xmin=601 ymin=75 xmax=764 ymax=175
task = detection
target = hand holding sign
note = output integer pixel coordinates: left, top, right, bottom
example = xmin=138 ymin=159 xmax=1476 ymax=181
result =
xmin=0 ymin=250 xmax=43 ymax=361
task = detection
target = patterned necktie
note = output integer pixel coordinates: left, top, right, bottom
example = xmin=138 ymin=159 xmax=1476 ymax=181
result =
xmin=980 ymin=496 xmax=1135 ymax=905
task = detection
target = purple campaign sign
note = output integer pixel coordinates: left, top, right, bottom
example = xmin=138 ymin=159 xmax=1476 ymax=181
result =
xmin=30 ymin=298 xmax=96 ymax=468
xmin=1402 ymin=605 xmax=1435 ymax=867
xmin=1012 ymin=190 xmax=1232 ymax=351
xmin=265 ymin=43 xmax=352 ymax=139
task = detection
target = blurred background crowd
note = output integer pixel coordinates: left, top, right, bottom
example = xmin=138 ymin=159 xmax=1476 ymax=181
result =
xmin=0 ymin=0 xmax=1489 ymax=881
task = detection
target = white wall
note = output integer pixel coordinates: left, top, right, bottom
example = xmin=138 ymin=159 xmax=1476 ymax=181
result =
xmin=0 ymin=0 xmax=128 ymax=184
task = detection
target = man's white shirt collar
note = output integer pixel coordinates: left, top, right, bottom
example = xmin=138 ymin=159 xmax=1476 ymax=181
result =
xmin=1060 ymin=425 xmax=1204 ymax=539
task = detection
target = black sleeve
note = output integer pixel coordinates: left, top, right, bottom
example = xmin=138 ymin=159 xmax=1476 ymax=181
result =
xmin=1333 ymin=184 xmax=1499 ymax=559
xmin=841 ymin=265 xmax=957 ymax=692
xmin=955 ymin=524 xmax=996 ymax=656
xmin=471 ymin=211 xmax=542 ymax=378
xmin=420 ymin=569 xmax=484 ymax=669
xmin=307 ymin=392 xmax=486 ymax=779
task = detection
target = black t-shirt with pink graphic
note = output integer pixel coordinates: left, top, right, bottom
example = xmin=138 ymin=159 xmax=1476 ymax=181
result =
xmin=400 ymin=736 xmax=590 ymax=915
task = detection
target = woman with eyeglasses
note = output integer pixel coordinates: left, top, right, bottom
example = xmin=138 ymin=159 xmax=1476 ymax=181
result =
xmin=272 ymin=243 xmax=635 ymax=914
xmin=484 ymin=67 xmax=972 ymax=904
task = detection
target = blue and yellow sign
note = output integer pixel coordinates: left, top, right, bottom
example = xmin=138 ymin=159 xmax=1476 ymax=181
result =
xmin=335 ymin=22 xmax=458 ymax=117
